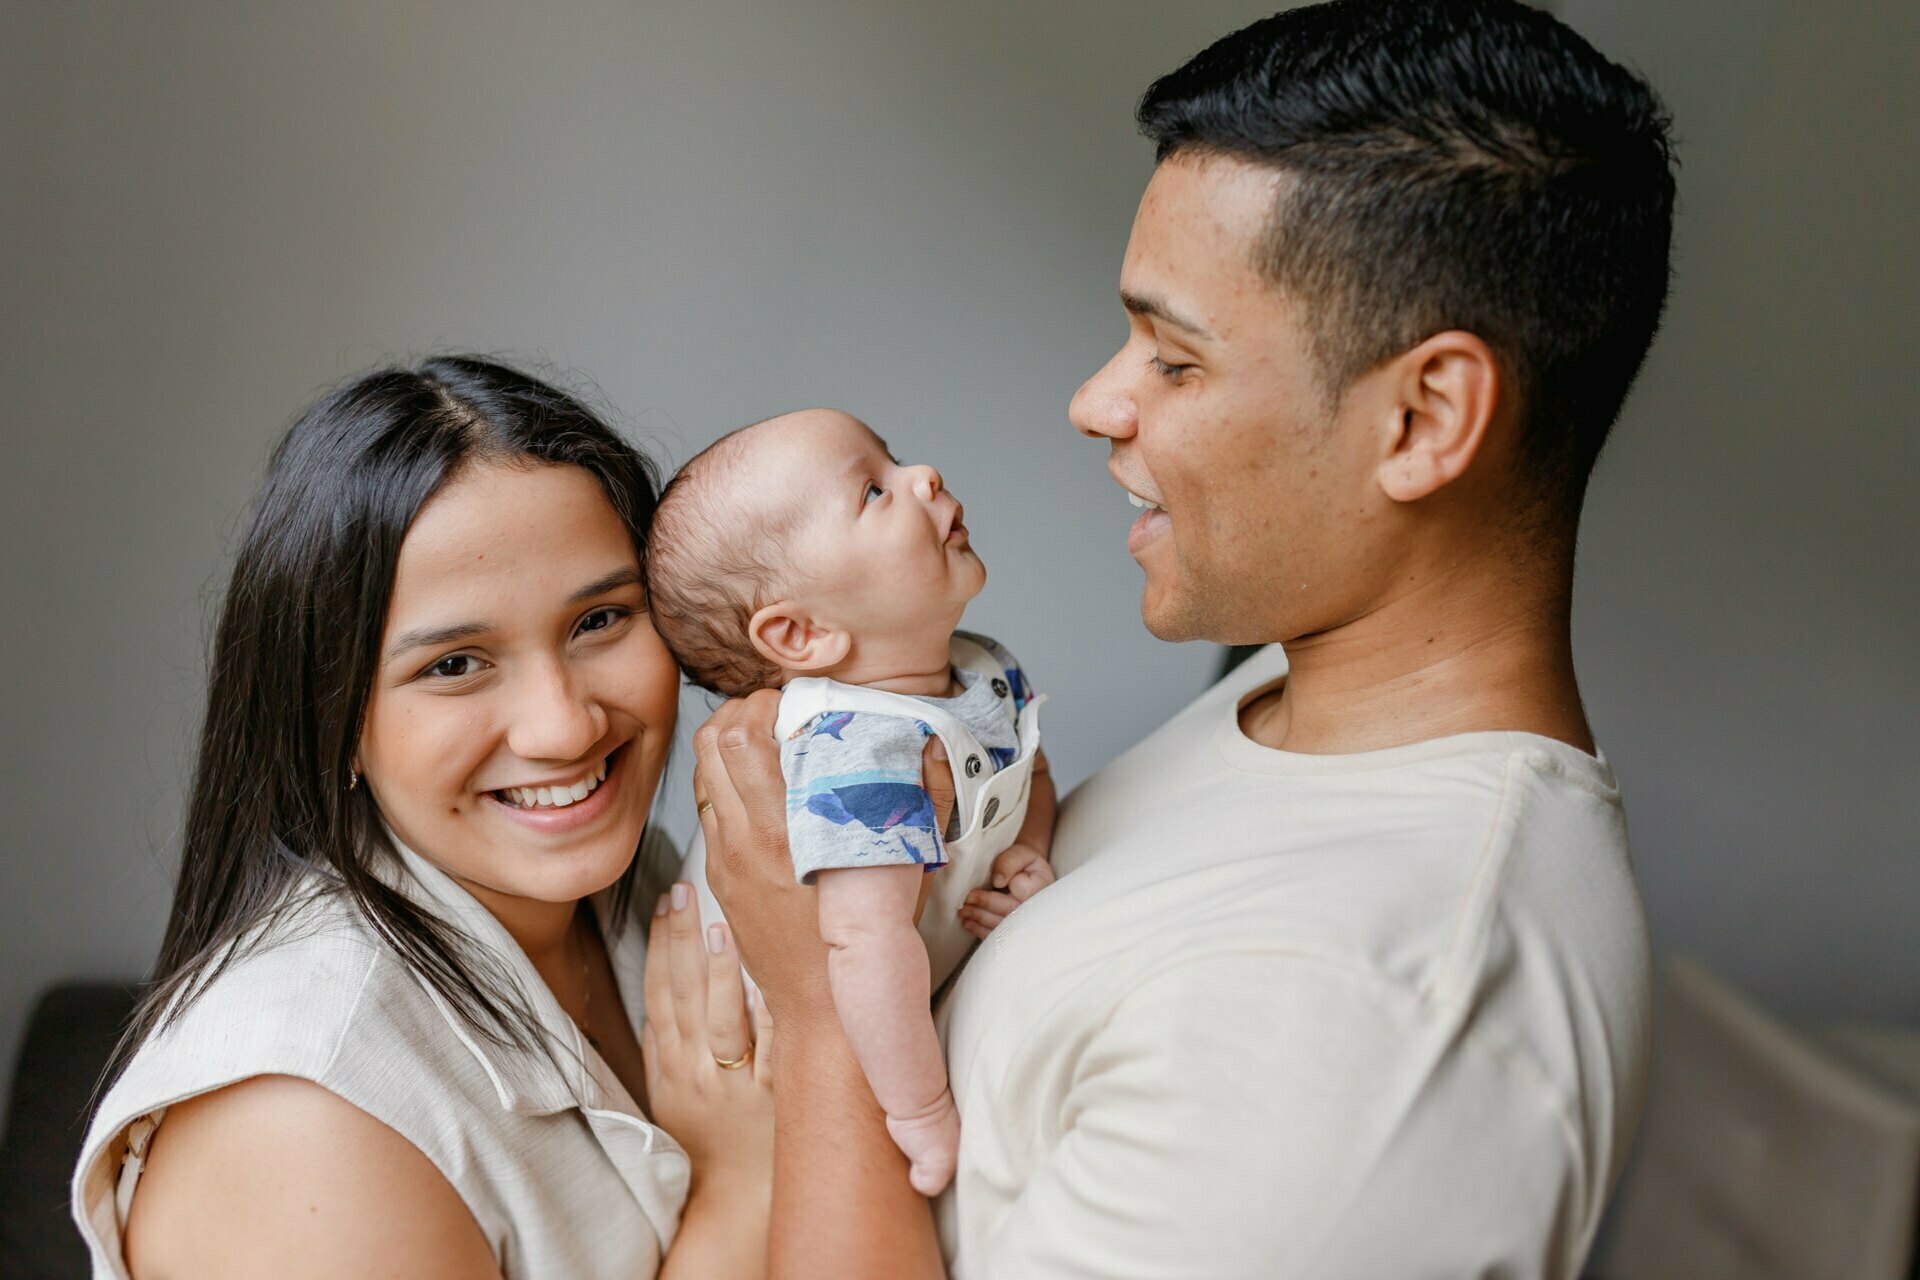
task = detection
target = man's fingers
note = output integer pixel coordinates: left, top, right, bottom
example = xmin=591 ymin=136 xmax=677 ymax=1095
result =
xmin=714 ymin=690 xmax=787 ymax=832
xmin=921 ymin=736 xmax=957 ymax=837
xmin=703 ymin=922 xmax=751 ymax=1066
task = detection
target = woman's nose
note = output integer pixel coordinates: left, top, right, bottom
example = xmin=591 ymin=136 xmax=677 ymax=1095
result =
xmin=506 ymin=660 xmax=608 ymax=763
xmin=1070 ymin=350 xmax=1138 ymax=441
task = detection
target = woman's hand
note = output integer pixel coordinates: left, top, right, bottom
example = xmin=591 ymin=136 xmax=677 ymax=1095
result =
xmin=640 ymin=883 xmax=774 ymax=1194
xmin=694 ymin=692 xmax=955 ymax=1030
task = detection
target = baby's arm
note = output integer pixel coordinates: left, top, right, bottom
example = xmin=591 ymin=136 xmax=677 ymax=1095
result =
xmin=960 ymin=749 xmax=1057 ymax=938
xmin=816 ymin=864 xmax=959 ymax=1195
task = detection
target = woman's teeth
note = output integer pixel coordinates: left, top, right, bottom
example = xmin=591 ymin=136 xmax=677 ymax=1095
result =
xmin=499 ymin=756 xmax=610 ymax=809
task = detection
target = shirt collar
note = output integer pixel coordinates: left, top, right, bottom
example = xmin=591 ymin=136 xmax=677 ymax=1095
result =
xmin=374 ymin=830 xmax=644 ymax=1118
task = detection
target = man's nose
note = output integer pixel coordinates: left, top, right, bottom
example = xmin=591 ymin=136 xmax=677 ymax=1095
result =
xmin=1070 ymin=350 xmax=1138 ymax=440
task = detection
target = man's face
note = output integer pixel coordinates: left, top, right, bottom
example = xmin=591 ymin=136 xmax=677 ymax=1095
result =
xmin=1070 ymin=152 xmax=1389 ymax=646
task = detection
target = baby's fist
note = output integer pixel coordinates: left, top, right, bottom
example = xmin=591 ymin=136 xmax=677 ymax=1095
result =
xmin=992 ymin=843 xmax=1056 ymax=903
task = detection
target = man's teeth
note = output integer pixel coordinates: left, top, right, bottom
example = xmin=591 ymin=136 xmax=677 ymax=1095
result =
xmin=500 ymin=756 xmax=610 ymax=809
xmin=1126 ymin=491 xmax=1164 ymax=511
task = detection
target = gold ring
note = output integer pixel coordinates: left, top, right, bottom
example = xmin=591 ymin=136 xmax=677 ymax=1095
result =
xmin=713 ymin=1047 xmax=752 ymax=1070
xmin=697 ymin=799 xmax=714 ymax=817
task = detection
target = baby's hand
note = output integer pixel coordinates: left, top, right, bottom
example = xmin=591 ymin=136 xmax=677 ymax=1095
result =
xmin=958 ymin=843 xmax=1055 ymax=939
xmin=992 ymin=842 xmax=1056 ymax=901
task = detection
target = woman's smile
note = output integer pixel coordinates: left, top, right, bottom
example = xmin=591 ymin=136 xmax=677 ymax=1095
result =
xmin=482 ymin=743 xmax=630 ymax=836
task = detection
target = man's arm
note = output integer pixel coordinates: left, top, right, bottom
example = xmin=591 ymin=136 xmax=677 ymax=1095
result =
xmin=972 ymin=952 xmax=1584 ymax=1279
xmin=696 ymin=694 xmax=945 ymax=1280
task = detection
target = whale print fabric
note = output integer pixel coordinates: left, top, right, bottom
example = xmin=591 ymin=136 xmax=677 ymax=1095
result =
xmin=781 ymin=634 xmax=1032 ymax=883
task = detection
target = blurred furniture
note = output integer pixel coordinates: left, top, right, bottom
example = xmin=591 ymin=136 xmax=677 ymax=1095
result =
xmin=0 ymin=983 xmax=140 ymax=1280
xmin=1603 ymin=957 xmax=1920 ymax=1279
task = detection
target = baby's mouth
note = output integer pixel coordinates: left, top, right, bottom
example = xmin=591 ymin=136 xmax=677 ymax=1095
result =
xmin=492 ymin=752 xmax=614 ymax=810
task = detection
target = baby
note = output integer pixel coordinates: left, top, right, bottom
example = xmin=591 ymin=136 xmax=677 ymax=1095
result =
xmin=647 ymin=408 xmax=1056 ymax=1195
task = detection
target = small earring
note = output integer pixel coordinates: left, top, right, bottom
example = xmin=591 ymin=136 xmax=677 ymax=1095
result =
xmin=348 ymin=765 xmax=360 ymax=792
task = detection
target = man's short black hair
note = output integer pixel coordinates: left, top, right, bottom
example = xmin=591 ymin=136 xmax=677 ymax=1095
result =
xmin=1139 ymin=0 xmax=1676 ymax=507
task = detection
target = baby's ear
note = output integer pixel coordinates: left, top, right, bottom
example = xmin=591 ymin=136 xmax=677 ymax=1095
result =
xmin=747 ymin=602 xmax=851 ymax=674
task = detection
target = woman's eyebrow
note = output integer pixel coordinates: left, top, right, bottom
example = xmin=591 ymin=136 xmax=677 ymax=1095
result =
xmin=567 ymin=565 xmax=643 ymax=604
xmin=385 ymin=621 xmax=490 ymax=661
xmin=385 ymin=568 xmax=642 ymax=660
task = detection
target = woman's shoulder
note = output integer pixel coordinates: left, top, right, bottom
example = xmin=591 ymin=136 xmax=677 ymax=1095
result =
xmin=122 ymin=1074 xmax=500 ymax=1280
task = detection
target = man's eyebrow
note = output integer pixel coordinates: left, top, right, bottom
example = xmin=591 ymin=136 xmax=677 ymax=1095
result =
xmin=384 ymin=568 xmax=643 ymax=661
xmin=1120 ymin=288 xmax=1214 ymax=340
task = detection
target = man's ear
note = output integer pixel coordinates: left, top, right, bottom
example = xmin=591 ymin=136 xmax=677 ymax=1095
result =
xmin=747 ymin=602 xmax=851 ymax=674
xmin=1375 ymin=330 xmax=1501 ymax=504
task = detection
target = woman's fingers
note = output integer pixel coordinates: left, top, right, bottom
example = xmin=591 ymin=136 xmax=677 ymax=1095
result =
xmin=666 ymin=882 xmax=708 ymax=1042
xmin=703 ymin=922 xmax=752 ymax=1068
xmin=642 ymin=893 xmax=677 ymax=1051
xmin=921 ymin=736 xmax=957 ymax=838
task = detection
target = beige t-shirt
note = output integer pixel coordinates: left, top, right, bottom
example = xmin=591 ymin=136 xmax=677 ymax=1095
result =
xmin=934 ymin=645 xmax=1653 ymax=1278
xmin=72 ymin=835 xmax=688 ymax=1280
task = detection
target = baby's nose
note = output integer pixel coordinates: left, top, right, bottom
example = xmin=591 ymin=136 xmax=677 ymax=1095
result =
xmin=910 ymin=464 xmax=943 ymax=500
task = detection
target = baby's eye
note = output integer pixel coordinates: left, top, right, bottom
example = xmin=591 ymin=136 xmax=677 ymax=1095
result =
xmin=863 ymin=482 xmax=885 ymax=505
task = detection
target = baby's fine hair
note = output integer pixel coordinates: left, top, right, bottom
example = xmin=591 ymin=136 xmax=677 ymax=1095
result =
xmin=644 ymin=421 xmax=801 ymax=697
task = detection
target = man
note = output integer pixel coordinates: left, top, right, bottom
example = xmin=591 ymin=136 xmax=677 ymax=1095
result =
xmin=694 ymin=1 xmax=1676 ymax=1275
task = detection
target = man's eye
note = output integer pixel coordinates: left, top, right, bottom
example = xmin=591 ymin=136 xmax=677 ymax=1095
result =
xmin=863 ymin=482 xmax=885 ymax=504
xmin=1148 ymin=353 xmax=1193 ymax=380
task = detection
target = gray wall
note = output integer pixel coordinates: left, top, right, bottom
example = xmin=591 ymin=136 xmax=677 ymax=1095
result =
xmin=3 ymin=0 xmax=1915 ymax=1134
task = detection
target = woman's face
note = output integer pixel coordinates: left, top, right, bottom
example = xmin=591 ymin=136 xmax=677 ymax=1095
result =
xmin=357 ymin=461 xmax=678 ymax=916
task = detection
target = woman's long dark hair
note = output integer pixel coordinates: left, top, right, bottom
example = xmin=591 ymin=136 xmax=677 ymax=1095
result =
xmin=108 ymin=356 xmax=671 ymax=1086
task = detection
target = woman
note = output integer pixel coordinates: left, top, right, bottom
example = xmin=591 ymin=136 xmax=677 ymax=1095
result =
xmin=72 ymin=358 xmax=770 ymax=1278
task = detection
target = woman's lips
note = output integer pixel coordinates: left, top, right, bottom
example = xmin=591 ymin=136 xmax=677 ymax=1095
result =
xmin=485 ymin=746 xmax=626 ymax=834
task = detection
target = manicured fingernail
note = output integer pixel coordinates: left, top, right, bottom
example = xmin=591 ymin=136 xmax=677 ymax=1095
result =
xmin=671 ymin=883 xmax=689 ymax=911
xmin=654 ymin=894 xmax=670 ymax=917
xmin=930 ymin=738 xmax=947 ymax=761
xmin=706 ymin=923 xmax=726 ymax=954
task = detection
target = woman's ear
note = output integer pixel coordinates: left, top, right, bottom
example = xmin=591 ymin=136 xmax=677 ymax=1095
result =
xmin=1375 ymin=330 xmax=1501 ymax=504
xmin=747 ymin=602 xmax=852 ymax=674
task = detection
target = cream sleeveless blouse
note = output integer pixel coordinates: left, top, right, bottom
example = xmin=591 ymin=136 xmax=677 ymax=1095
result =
xmin=70 ymin=835 xmax=689 ymax=1279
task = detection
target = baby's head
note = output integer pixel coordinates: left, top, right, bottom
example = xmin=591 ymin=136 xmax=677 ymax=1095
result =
xmin=646 ymin=409 xmax=985 ymax=696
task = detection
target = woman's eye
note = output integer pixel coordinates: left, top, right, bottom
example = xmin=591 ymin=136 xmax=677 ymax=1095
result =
xmin=577 ymin=606 xmax=626 ymax=635
xmin=863 ymin=482 xmax=885 ymax=505
xmin=427 ymin=654 xmax=479 ymax=679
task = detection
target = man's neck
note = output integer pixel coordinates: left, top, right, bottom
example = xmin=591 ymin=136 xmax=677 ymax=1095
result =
xmin=1241 ymin=555 xmax=1593 ymax=757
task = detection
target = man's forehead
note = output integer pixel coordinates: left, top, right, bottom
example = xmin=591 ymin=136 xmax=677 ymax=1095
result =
xmin=1122 ymin=153 xmax=1284 ymax=316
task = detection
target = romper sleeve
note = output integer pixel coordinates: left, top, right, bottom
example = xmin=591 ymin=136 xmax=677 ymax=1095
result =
xmin=968 ymin=952 xmax=1585 ymax=1279
xmin=781 ymin=709 xmax=947 ymax=883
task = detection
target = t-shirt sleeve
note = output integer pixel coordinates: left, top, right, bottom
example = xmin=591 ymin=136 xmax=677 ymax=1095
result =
xmin=970 ymin=953 xmax=1584 ymax=1279
xmin=781 ymin=709 xmax=947 ymax=883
